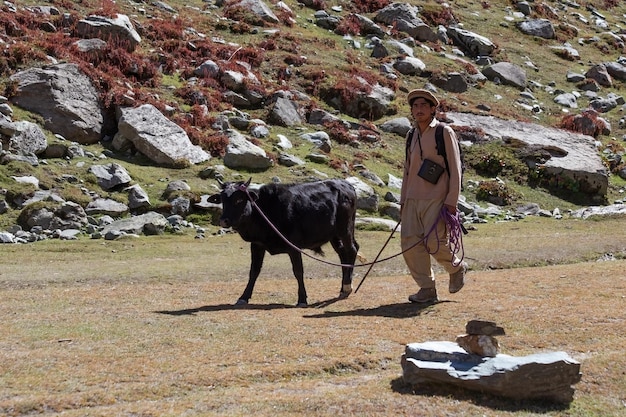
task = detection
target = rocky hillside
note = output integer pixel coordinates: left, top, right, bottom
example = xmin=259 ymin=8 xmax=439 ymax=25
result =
xmin=1 ymin=0 xmax=626 ymax=242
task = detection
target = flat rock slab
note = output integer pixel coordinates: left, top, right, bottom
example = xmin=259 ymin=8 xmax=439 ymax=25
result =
xmin=401 ymin=341 xmax=581 ymax=403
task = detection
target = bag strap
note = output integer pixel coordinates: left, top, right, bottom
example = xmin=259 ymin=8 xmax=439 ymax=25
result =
xmin=405 ymin=127 xmax=415 ymax=162
xmin=435 ymin=124 xmax=451 ymax=176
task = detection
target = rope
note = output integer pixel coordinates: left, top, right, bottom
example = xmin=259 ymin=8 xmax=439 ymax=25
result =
xmin=440 ymin=207 xmax=467 ymax=267
xmin=240 ymin=185 xmax=466 ymax=270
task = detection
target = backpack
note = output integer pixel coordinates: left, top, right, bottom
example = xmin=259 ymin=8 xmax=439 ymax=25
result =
xmin=405 ymin=123 xmax=465 ymax=186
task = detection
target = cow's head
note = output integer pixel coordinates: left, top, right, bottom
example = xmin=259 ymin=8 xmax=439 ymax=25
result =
xmin=207 ymin=178 xmax=257 ymax=229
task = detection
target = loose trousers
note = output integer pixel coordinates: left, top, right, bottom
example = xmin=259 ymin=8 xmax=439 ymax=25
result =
xmin=401 ymin=198 xmax=462 ymax=289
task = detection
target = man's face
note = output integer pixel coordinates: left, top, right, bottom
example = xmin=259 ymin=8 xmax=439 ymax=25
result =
xmin=411 ymin=98 xmax=435 ymax=123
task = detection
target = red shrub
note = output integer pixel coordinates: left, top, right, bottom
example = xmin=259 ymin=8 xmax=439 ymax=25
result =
xmin=335 ymin=14 xmax=362 ymax=36
xmin=348 ymin=0 xmax=391 ymax=13
xmin=143 ymin=18 xmax=185 ymax=41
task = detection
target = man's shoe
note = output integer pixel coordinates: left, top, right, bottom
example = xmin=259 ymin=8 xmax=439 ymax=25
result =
xmin=449 ymin=262 xmax=467 ymax=294
xmin=408 ymin=288 xmax=438 ymax=303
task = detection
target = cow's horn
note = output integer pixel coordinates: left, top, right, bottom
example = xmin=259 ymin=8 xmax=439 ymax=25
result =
xmin=217 ymin=178 xmax=225 ymax=188
xmin=244 ymin=178 xmax=252 ymax=187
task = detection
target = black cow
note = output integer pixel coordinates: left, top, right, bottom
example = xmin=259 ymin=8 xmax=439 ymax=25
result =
xmin=208 ymin=178 xmax=360 ymax=307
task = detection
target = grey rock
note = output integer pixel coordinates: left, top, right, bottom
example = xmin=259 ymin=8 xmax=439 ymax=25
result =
xmin=465 ymin=319 xmax=505 ymax=336
xmin=585 ymin=64 xmax=612 ymax=87
xmin=571 ymin=203 xmax=626 ymax=219
xmin=76 ymin=14 xmax=141 ymax=52
xmin=277 ymin=152 xmax=304 ymax=167
xmin=9 ymin=63 xmax=103 ymax=145
xmin=378 ymin=117 xmax=412 ymax=137
xmin=446 ymin=112 xmax=607 ymax=199
xmin=345 ymin=176 xmax=378 ymax=212
xmin=225 ymin=0 xmax=279 ymax=24
xmin=2 ymin=121 xmax=48 ymax=155
xmin=85 ymin=198 xmax=128 ymax=216
xmin=393 ymin=56 xmax=426 ymax=75
xmin=554 ymin=93 xmax=578 ymax=108
xmin=355 ymin=216 xmax=399 ymax=231
xmin=88 ymin=163 xmax=132 ymax=191
xmin=126 ymin=184 xmax=151 ymax=211
xmin=446 ymin=27 xmax=496 ymax=57
xmin=162 ymin=180 xmax=191 ymax=200
xmin=401 ymin=341 xmax=581 ymax=403
xmin=0 ymin=232 xmax=15 ymax=243
xmin=482 ymin=62 xmax=527 ymax=90
xmin=374 ymin=3 xmax=437 ymax=42
xmin=223 ymin=130 xmax=273 ymax=170
xmin=517 ymin=19 xmax=555 ymax=39
xmin=101 ymin=211 xmax=169 ymax=236
xmin=115 ymin=104 xmax=210 ymax=166
xmin=300 ymin=131 xmax=331 ymax=153
xmin=268 ymin=97 xmax=304 ymax=126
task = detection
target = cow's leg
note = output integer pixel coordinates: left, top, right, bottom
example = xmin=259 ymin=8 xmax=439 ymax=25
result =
xmin=287 ymin=250 xmax=307 ymax=307
xmin=237 ymin=243 xmax=265 ymax=305
xmin=331 ymin=236 xmax=359 ymax=298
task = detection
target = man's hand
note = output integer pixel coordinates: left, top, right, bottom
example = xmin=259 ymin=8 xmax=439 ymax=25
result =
xmin=444 ymin=204 xmax=457 ymax=214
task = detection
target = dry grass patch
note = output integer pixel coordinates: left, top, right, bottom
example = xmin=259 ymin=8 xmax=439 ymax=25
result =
xmin=1 ymin=218 xmax=625 ymax=416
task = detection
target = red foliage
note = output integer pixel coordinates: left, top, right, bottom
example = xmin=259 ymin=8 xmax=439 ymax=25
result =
xmin=335 ymin=14 xmax=362 ymax=36
xmin=0 ymin=42 xmax=48 ymax=76
xmin=228 ymin=46 xmax=265 ymax=68
xmin=189 ymin=130 xmax=230 ymax=157
xmin=223 ymin=5 xmax=267 ymax=27
xmin=420 ymin=5 xmax=457 ymax=27
xmin=143 ymin=18 xmax=185 ymax=42
xmin=559 ymin=109 xmax=605 ymax=137
xmin=324 ymin=120 xmax=355 ymax=145
xmin=93 ymin=0 xmax=120 ymax=18
xmin=284 ymin=54 xmax=306 ymax=66
xmin=348 ymin=0 xmax=391 ymax=13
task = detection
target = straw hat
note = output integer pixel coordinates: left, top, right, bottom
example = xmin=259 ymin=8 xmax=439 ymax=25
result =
xmin=407 ymin=89 xmax=439 ymax=107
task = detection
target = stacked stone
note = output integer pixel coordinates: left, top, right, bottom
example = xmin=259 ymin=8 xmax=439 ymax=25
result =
xmin=455 ymin=319 xmax=505 ymax=357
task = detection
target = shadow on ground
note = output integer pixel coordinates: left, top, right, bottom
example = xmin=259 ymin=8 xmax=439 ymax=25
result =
xmin=390 ymin=377 xmax=571 ymax=413
xmin=154 ymin=297 xmax=452 ymax=319
xmin=304 ymin=299 xmax=453 ymax=319
xmin=154 ymin=303 xmax=294 ymax=315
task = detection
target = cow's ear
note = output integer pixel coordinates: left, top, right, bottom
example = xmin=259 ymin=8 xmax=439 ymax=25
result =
xmin=207 ymin=194 xmax=221 ymax=204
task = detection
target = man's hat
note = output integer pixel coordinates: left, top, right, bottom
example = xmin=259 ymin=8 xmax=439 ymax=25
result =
xmin=407 ymin=89 xmax=439 ymax=107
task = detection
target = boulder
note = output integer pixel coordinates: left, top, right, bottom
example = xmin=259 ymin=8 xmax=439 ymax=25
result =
xmin=76 ymin=14 xmax=141 ymax=52
xmin=401 ymin=341 xmax=581 ymax=403
xmin=1 ymin=120 xmax=48 ymax=155
xmin=100 ymin=211 xmax=169 ymax=236
xmin=446 ymin=112 xmax=608 ymax=199
xmin=446 ymin=27 xmax=496 ymax=57
xmin=114 ymin=104 xmax=210 ymax=167
xmin=482 ymin=62 xmax=527 ymax=90
xmin=223 ymin=129 xmax=273 ymax=170
xmin=9 ymin=63 xmax=104 ymax=145
xmin=88 ymin=163 xmax=132 ymax=191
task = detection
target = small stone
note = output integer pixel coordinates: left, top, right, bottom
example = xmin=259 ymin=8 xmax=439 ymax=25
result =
xmin=465 ymin=319 xmax=505 ymax=336
xmin=456 ymin=334 xmax=499 ymax=357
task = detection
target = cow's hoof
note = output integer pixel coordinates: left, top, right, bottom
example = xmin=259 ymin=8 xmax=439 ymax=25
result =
xmin=339 ymin=285 xmax=353 ymax=299
xmin=296 ymin=302 xmax=308 ymax=308
xmin=235 ymin=299 xmax=248 ymax=305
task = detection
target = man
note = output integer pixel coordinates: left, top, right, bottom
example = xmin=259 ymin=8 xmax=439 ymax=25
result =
xmin=400 ymin=89 xmax=467 ymax=303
